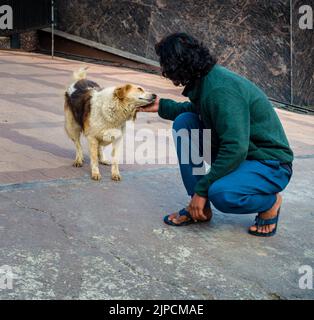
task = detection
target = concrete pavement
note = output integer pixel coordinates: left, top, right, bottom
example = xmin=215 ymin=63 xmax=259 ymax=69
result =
xmin=0 ymin=51 xmax=313 ymax=299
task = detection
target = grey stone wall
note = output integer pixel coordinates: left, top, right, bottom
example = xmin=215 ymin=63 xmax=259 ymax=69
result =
xmin=56 ymin=0 xmax=313 ymax=108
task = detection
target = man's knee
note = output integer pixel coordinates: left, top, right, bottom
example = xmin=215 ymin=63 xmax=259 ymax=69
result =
xmin=208 ymin=184 xmax=242 ymax=213
xmin=173 ymin=112 xmax=199 ymax=131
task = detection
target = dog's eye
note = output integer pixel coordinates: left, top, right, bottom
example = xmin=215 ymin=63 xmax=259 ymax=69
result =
xmin=137 ymin=87 xmax=144 ymax=92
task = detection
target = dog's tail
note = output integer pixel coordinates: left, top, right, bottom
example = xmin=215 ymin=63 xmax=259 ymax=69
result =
xmin=73 ymin=67 xmax=88 ymax=81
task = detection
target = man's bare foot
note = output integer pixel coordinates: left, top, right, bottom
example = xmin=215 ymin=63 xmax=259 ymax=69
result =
xmin=249 ymin=194 xmax=282 ymax=234
xmin=168 ymin=207 xmax=212 ymax=225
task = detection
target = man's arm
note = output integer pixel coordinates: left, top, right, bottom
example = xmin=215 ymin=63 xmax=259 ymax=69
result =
xmin=194 ymin=89 xmax=250 ymax=197
xmin=158 ymin=98 xmax=196 ymax=121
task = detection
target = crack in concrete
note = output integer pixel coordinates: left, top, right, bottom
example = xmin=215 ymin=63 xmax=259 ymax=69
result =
xmin=105 ymin=245 xmax=211 ymax=299
xmin=236 ymin=273 xmax=288 ymax=300
xmin=109 ymin=251 xmax=187 ymax=296
xmin=10 ymin=198 xmax=73 ymax=243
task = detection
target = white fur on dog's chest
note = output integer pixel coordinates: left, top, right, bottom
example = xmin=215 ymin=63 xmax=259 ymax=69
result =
xmin=102 ymin=127 xmax=123 ymax=144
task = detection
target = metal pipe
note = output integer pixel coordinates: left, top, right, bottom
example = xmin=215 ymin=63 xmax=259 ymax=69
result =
xmin=290 ymin=0 xmax=294 ymax=105
xmin=51 ymin=0 xmax=54 ymax=59
xmin=269 ymin=97 xmax=312 ymax=114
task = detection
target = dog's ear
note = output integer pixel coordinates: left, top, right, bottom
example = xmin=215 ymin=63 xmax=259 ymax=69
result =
xmin=114 ymin=84 xmax=132 ymax=100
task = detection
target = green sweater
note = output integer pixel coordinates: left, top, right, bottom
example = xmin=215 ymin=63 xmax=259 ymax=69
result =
xmin=158 ymin=65 xmax=293 ymax=197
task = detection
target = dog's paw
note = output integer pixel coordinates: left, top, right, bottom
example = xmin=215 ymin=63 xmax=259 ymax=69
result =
xmin=73 ymin=160 xmax=83 ymax=167
xmin=91 ymin=172 xmax=102 ymax=181
xmin=99 ymin=159 xmax=111 ymax=166
xmin=111 ymin=173 xmax=121 ymax=181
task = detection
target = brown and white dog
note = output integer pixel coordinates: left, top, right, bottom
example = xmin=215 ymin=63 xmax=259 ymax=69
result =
xmin=64 ymin=68 xmax=156 ymax=181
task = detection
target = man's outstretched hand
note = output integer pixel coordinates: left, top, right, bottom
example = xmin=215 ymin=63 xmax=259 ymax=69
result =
xmin=138 ymin=97 xmax=160 ymax=113
xmin=188 ymin=194 xmax=208 ymax=221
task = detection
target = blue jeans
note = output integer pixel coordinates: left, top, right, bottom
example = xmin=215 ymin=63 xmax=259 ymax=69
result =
xmin=173 ymin=112 xmax=292 ymax=214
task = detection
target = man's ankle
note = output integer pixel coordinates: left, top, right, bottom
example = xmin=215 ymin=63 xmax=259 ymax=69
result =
xmin=260 ymin=194 xmax=282 ymax=217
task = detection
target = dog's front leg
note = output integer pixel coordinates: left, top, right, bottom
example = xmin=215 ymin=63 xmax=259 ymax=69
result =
xmin=98 ymin=145 xmax=110 ymax=165
xmin=111 ymin=134 xmax=123 ymax=181
xmin=87 ymin=137 xmax=101 ymax=181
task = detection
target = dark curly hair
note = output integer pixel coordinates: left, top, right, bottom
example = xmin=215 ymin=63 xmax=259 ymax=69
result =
xmin=155 ymin=33 xmax=217 ymax=86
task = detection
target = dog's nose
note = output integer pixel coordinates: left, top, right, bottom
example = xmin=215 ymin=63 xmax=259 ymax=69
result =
xmin=152 ymin=94 xmax=157 ymax=100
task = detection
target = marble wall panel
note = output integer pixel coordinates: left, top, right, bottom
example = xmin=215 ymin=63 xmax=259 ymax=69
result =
xmin=145 ymin=1 xmax=291 ymax=101
xmin=57 ymin=0 xmax=152 ymax=56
